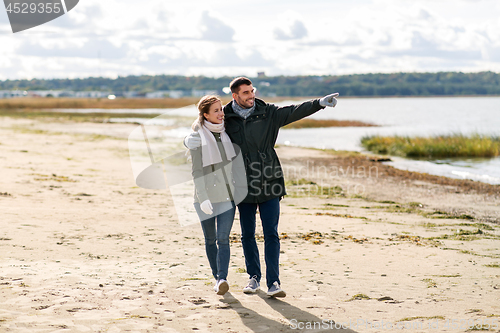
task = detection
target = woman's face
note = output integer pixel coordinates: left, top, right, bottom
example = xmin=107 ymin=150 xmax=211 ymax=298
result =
xmin=203 ymin=101 xmax=223 ymax=124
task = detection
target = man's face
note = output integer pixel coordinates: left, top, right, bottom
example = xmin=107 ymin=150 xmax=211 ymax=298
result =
xmin=233 ymin=84 xmax=255 ymax=109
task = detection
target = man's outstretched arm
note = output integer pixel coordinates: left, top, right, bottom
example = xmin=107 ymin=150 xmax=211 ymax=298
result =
xmin=273 ymin=93 xmax=339 ymax=127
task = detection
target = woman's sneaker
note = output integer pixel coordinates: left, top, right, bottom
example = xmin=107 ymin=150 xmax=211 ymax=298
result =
xmin=267 ymin=281 xmax=286 ymax=297
xmin=214 ymin=279 xmax=229 ymax=295
xmin=243 ymin=275 xmax=260 ymax=294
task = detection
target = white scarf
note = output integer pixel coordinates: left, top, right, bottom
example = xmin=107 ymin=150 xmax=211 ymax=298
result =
xmin=192 ymin=119 xmax=236 ymax=167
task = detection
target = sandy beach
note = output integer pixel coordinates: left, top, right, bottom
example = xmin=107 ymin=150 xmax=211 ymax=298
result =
xmin=1 ymin=117 xmax=499 ymax=333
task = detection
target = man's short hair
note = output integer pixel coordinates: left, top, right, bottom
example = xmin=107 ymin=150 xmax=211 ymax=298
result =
xmin=230 ymin=77 xmax=253 ymax=94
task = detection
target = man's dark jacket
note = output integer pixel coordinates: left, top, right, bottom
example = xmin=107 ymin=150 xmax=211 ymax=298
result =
xmin=223 ymin=98 xmax=324 ymax=203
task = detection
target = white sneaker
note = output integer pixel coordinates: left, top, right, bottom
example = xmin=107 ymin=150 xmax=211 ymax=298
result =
xmin=243 ymin=275 xmax=260 ymax=294
xmin=214 ymin=279 xmax=229 ymax=295
xmin=267 ymin=281 xmax=286 ymax=298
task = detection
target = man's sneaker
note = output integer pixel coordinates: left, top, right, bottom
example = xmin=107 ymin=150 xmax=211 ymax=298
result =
xmin=243 ymin=275 xmax=260 ymax=294
xmin=214 ymin=279 xmax=229 ymax=295
xmin=267 ymin=281 xmax=286 ymax=298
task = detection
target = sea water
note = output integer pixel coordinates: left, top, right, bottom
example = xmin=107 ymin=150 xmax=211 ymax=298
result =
xmin=55 ymin=96 xmax=500 ymax=185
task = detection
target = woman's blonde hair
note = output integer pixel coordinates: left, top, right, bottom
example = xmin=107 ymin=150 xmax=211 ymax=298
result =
xmin=192 ymin=95 xmax=222 ymax=131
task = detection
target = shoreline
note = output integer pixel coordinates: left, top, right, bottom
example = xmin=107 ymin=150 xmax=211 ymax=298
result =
xmin=0 ymin=94 xmax=498 ymax=110
xmin=287 ymin=147 xmax=500 ymax=197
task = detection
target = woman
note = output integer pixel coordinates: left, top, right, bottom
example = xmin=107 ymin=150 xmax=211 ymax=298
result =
xmin=190 ymin=95 xmax=237 ymax=296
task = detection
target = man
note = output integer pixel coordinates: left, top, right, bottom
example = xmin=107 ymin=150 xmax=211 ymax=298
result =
xmin=185 ymin=77 xmax=338 ymax=297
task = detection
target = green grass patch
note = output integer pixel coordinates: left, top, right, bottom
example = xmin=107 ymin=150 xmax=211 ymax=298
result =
xmin=323 ymin=203 xmax=350 ymax=207
xmin=428 ymin=229 xmax=487 ymax=241
xmin=285 ymin=178 xmax=317 ymax=186
xmin=424 ymin=211 xmax=474 ymax=220
xmin=484 ymin=263 xmax=500 ymax=268
xmin=315 ymin=212 xmax=368 ymax=220
xmin=467 ymin=326 xmax=492 ymax=331
xmin=386 ymin=205 xmax=420 ymax=214
xmin=31 ymin=173 xmax=76 ymax=183
xmin=286 ymin=179 xmax=343 ymax=198
xmin=347 ymin=293 xmax=371 ymax=301
xmin=397 ymin=316 xmax=445 ymax=322
xmin=361 ymin=133 xmax=500 ymax=158
xmin=422 ymin=278 xmax=437 ymax=288
xmin=458 ymin=222 xmax=494 ymax=231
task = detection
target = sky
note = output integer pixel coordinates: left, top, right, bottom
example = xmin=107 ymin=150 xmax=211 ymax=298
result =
xmin=0 ymin=0 xmax=500 ymax=80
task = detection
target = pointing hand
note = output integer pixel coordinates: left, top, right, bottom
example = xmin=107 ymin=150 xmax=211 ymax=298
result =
xmin=319 ymin=93 xmax=339 ymax=108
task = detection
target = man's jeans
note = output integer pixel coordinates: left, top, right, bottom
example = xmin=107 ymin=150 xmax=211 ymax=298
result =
xmin=194 ymin=201 xmax=235 ymax=281
xmin=238 ymin=197 xmax=280 ymax=289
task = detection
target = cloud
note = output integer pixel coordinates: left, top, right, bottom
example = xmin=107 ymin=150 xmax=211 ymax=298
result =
xmin=274 ymin=20 xmax=308 ymax=40
xmin=299 ymin=38 xmax=362 ymax=47
xmin=47 ymin=4 xmax=103 ymax=29
xmin=2 ymin=0 xmax=500 ymax=79
xmin=16 ymin=38 xmax=129 ymax=59
xmin=417 ymin=9 xmax=432 ymax=21
xmin=138 ymin=46 xmax=274 ymax=70
xmin=397 ymin=31 xmax=482 ymax=60
xmin=210 ymin=48 xmax=274 ymax=67
xmin=200 ymin=11 xmax=234 ymax=42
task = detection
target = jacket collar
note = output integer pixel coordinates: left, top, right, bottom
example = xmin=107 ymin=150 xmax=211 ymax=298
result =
xmin=224 ymin=98 xmax=267 ymax=119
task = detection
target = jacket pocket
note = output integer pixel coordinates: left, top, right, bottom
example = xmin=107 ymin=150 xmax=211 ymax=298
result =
xmin=261 ymin=149 xmax=283 ymax=181
xmin=225 ymin=125 xmax=243 ymax=146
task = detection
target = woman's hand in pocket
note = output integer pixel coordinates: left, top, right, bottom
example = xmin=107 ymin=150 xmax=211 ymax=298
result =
xmin=200 ymin=199 xmax=213 ymax=215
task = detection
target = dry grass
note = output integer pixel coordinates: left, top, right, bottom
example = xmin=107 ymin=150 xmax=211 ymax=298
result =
xmin=0 ymin=97 xmax=228 ymax=109
xmin=0 ymin=96 xmax=315 ymax=110
xmin=0 ymin=109 xmax=169 ymax=120
xmin=361 ymin=134 xmax=500 ymax=158
xmin=284 ymin=118 xmax=376 ymax=129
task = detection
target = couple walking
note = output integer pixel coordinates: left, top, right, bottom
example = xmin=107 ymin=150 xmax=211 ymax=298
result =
xmin=185 ymin=77 xmax=338 ymax=297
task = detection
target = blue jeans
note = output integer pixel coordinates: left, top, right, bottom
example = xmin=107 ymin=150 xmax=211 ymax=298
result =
xmin=238 ymin=197 xmax=280 ymax=289
xmin=194 ymin=201 xmax=235 ymax=281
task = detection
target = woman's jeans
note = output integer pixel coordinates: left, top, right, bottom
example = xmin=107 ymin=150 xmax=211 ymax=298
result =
xmin=194 ymin=201 xmax=235 ymax=281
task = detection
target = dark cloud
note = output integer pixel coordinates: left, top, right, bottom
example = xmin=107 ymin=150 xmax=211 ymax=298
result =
xmin=200 ymin=11 xmax=234 ymax=42
xmin=274 ymin=20 xmax=308 ymax=40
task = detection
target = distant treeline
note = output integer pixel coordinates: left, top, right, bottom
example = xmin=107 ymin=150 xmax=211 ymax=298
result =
xmin=1 ymin=71 xmax=499 ymax=97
